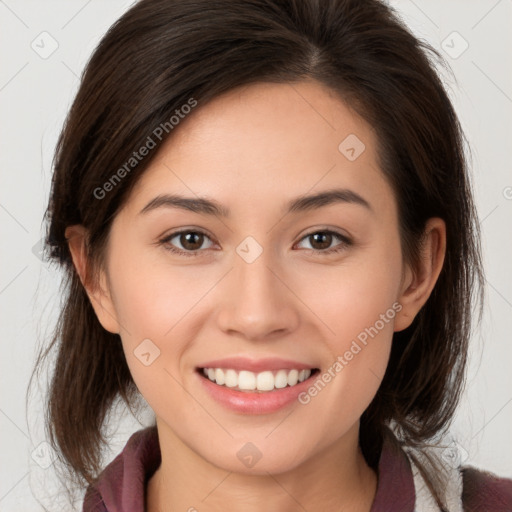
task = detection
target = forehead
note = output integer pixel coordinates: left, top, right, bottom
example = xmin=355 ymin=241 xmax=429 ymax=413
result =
xmin=167 ymin=80 xmax=373 ymax=164
xmin=123 ymin=80 xmax=395 ymax=220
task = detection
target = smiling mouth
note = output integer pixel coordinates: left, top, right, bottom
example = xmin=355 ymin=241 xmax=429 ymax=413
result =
xmin=197 ymin=367 xmax=320 ymax=393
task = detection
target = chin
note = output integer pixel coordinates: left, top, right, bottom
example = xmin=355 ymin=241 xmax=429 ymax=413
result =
xmin=199 ymin=438 xmax=311 ymax=476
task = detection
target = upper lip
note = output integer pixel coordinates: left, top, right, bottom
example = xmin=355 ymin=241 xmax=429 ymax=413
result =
xmin=197 ymin=357 xmax=317 ymax=373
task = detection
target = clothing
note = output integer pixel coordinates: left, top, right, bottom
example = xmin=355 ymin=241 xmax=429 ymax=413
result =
xmin=83 ymin=426 xmax=512 ymax=512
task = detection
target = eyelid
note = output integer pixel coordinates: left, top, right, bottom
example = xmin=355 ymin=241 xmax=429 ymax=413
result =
xmin=295 ymin=225 xmax=352 ymax=244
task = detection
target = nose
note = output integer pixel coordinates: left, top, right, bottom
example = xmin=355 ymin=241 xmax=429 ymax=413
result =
xmin=216 ymin=247 xmax=300 ymax=341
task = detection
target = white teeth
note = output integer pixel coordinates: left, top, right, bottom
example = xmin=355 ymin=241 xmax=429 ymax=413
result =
xmin=274 ymin=369 xmax=288 ymax=389
xmin=288 ymin=369 xmax=299 ymax=386
xmin=256 ymin=371 xmax=274 ymax=391
xmin=201 ymin=367 xmax=313 ymax=392
xmin=225 ymin=369 xmax=238 ymax=388
xmin=238 ymin=370 xmax=256 ymax=390
xmin=215 ymin=368 xmax=225 ymax=385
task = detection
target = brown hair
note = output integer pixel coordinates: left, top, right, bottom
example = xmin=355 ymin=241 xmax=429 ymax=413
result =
xmin=34 ymin=0 xmax=483 ymax=506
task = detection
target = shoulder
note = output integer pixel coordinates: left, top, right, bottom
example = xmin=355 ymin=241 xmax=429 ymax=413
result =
xmin=378 ymin=428 xmax=512 ymax=512
xmin=82 ymin=426 xmax=161 ymax=512
xmin=462 ymin=465 xmax=512 ymax=512
xmin=83 ymin=487 xmax=107 ymax=512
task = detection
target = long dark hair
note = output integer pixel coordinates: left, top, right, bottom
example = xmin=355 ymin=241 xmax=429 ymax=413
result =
xmin=34 ymin=0 xmax=483 ymax=506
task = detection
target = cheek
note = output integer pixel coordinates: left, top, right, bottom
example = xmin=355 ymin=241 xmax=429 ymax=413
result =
xmin=107 ymin=242 xmax=208 ymax=342
xmin=104 ymin=245 xmax=207 ymax=399
xmin=299 ymin=245 xmax=402 ymax=347
xmin=294 ymin=243 xmax=401 ymax=414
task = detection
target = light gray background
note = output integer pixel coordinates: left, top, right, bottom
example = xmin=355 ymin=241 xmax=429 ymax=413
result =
xmin=1 ymin=0 xmax=511 ymax=509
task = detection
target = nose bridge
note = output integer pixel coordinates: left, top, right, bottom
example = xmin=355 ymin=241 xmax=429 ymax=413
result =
xmin=216 ymin=236 xmax=298 ymax=339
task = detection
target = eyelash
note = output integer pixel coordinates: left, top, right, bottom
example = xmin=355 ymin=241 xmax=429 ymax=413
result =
xmin=158 ymin=228 xmax=352 ymax=258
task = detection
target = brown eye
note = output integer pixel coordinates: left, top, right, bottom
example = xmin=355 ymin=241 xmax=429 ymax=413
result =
xmin=160 ymin=229 xmax=214 ymax=256
xmin=295 ymin=230 xmax=352 ymax=255
xmin=308 ymin=232 xmax=334 ymax=250
xmin=179 ymin=232 xmax=205 ymax=251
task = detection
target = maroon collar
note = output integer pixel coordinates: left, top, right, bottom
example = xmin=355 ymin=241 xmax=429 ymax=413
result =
xmin=88 ymin=427 xmax=161 ymax=511
xmin=370 ymin=432 xmax=416 ymax=512
xmin=85 ymin=427 xmax=416 ymax=512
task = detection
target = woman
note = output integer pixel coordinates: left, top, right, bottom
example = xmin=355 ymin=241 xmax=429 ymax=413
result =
xmin=37 ymin=0 xmax=512 ymax=510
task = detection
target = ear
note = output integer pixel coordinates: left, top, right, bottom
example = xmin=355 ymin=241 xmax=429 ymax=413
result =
xmin=394 ymin=218 xmax=446 ymax=332
xmin=65 ymin=225 xmax=121 ymax=334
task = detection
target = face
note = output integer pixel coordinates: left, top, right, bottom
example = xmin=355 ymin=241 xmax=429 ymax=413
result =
xmin=94 ymin=80 xmax=412 ymax=474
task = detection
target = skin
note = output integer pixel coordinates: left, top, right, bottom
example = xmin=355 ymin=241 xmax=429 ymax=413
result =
xmin=67 ymin=80 xmax=446 ymax=511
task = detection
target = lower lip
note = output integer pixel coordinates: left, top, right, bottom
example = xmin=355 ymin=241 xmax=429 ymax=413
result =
xmin=196 ymin=369 xmax=318 ymax=415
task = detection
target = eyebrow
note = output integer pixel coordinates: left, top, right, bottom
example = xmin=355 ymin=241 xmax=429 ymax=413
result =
xmin=139 ymin=188 xmax=372 ymax=218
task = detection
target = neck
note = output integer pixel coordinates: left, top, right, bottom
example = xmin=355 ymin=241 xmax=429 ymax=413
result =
xmin=147 ymin=421 xmax=377 ymax=512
